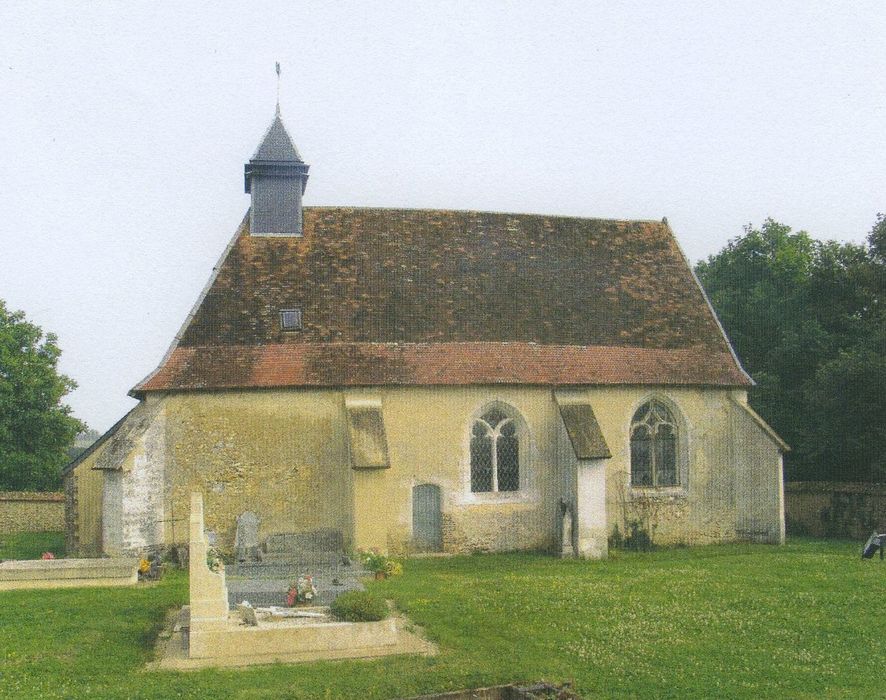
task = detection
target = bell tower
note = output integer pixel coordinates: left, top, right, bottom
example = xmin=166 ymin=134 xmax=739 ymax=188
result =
xmin=244 ymin=101 xmax=309 ymax=237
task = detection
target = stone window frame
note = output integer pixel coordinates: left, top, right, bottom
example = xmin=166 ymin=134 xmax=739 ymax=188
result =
xmin=460 ymin=399 xmax=538 ymax=505
xmin=626 ymin=394 xmax=690 ymax=498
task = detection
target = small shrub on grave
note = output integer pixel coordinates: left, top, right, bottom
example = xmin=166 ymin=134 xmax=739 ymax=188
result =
xmin=138 ymin=555 xmax=164 ymax=581
xmin=329 ymin=590 xmax=389 ymax=622
xmin=359 ymin=549 xmax=403 ymax=578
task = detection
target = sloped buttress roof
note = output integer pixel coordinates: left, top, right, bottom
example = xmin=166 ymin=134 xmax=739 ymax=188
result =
xmin=132 ymin=207 xmax=751 ymax=394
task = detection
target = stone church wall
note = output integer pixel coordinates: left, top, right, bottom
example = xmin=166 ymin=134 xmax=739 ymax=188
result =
xmin=590 ymin=387 xmax=747 ymax=547
xmin=730 ymin=398 xmax=785 ymax=544
xmin=123 ymin=409 xmax=167 ymax=553
xmin=349 ymin=386 xmax=563 ymax=555
xmin=92 ymin=398 xmax=168 ymax=556
xmin=159 ymin=387 xmax=564 ymax=555
xmin=63 ymin=454 xmax=104 ymax=557
xmin=64 ymin=384 xmax=785 ymax=557
xmin=162 ymin=390 xmax=353 ymax=554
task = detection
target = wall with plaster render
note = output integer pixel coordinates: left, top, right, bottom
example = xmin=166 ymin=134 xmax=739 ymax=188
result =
xmin=66 ymin=384 xmax=785 ymax=557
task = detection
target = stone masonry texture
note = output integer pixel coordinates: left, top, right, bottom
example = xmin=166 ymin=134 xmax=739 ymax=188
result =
xmin=67 ymin=383 xmax=785 ymax=556
xmin=0 ymin=491 xmax=64 ymax=534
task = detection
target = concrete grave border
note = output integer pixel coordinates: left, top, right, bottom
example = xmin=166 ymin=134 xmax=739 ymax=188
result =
xmin=0 ymin=557 xmax=138 ymax=591
xmin=153 ymin=492 xmax=434 ymax=669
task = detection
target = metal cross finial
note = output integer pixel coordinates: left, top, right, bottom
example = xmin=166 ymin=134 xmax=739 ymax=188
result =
xmin=275 ymin=62 xmax=281 ymax=116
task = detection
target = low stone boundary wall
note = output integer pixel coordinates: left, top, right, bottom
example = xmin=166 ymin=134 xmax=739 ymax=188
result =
xmin=0 ymin=491 xmax=65 ymax=534
xmin=785 ymin=482 xmax=885 ymax=539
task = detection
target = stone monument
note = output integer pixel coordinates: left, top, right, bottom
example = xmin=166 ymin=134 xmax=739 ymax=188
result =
xmin=234 ymin=511 xmax=261 ymax=563
xmin=560 ymin=500 xmax=575 ymax=558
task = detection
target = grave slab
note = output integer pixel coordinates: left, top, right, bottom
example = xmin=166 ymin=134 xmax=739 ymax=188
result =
xmin=175 ymin=492 xmax=435 ymax=669
xmin=0 ymin=557 xmax=139 ymax=590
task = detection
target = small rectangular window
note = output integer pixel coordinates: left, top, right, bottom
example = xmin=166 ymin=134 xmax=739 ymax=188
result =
xmin=280 ymin=308 xmax=302 ymax=331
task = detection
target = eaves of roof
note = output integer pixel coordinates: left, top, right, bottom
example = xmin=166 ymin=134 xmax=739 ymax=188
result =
xmin=61 ymin=404 xmax=140 ymax=476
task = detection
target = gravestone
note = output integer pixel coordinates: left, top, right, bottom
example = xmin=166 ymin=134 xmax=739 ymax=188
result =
xmin=234 ymin=512 xmax=261 ymax=563
xmin=263 ymin=529 xmax=344 ymax=556
xmin=227 ymin=527 xmax=361 ymax=607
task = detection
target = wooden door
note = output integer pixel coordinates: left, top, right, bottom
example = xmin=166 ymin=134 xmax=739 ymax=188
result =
xmin=412 ymin=484 xmax=442 ymax=552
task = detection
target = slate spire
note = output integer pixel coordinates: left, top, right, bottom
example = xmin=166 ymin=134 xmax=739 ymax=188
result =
xmin=244 ymin=104 xmax=310 ymax=236
xmin=250 ymin=111 xmax=303 ymax=163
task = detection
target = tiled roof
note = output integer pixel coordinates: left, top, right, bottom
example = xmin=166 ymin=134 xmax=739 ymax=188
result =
xmin=133 ymin=342 xmax=749 ymax=392
xmin=133 ymin=207 xmax=751 ymax=392
xmin=345 ymin=401 xmax=390 ymax=468
xmin=555 ymin=398 xmax=612 ymax=460
xmin=61 ymin=404 xmax=138 ymax=475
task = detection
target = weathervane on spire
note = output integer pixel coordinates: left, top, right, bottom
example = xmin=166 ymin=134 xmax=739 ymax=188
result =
xmin=275 ymin=62 xmax=281 ymax=116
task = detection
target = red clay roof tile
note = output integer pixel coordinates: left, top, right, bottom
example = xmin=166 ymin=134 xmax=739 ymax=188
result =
xmin=133 ymin=208 xmax=751 ymax=392
xmin=134 ymin=342 xmax=749 ymax=392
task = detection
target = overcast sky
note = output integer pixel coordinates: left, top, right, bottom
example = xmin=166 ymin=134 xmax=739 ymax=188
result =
xmin=1 ymin=2 xmax=884 ymax=433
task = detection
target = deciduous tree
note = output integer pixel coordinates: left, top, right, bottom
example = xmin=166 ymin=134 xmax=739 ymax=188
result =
xmin=0 ymin=300 xmax=83 ymax=490
xmin=696 ymin=216 xmax=884 ymax=482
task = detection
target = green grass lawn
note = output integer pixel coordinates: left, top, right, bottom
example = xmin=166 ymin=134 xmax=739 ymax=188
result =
xmin=0 ymin=539 xmax=882 ymax=699
xmin=0 ymin=531 xmax=65 ymax=561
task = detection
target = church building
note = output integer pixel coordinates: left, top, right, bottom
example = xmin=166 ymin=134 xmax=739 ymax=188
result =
xmin=64 ymin=107 xmax=787 ymax=560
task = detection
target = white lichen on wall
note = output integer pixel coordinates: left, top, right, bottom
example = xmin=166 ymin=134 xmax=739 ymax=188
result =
xmin=102 ymin=470 xmax=123 ymax=554
xmin=121 ymin=405 xmax=167 ymax=553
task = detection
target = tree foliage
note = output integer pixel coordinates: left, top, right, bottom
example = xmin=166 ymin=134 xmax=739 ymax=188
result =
xmin=696 ymin=217 xmax=885 ymax=482
xmin=0 ymin=300 xmax=83 ymax=490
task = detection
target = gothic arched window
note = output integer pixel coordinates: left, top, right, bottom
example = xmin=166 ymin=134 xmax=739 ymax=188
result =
xmin=630 ymin=400 xmax=679 ymax=487
xmin=470 ymin=407 xmax=521 ymax=493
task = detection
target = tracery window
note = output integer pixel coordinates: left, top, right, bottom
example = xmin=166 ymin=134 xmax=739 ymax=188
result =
xmin=470 ymin=407 xmax=520 ymax=493
xmin=630 ymin=399 xmax=679 ymax=487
